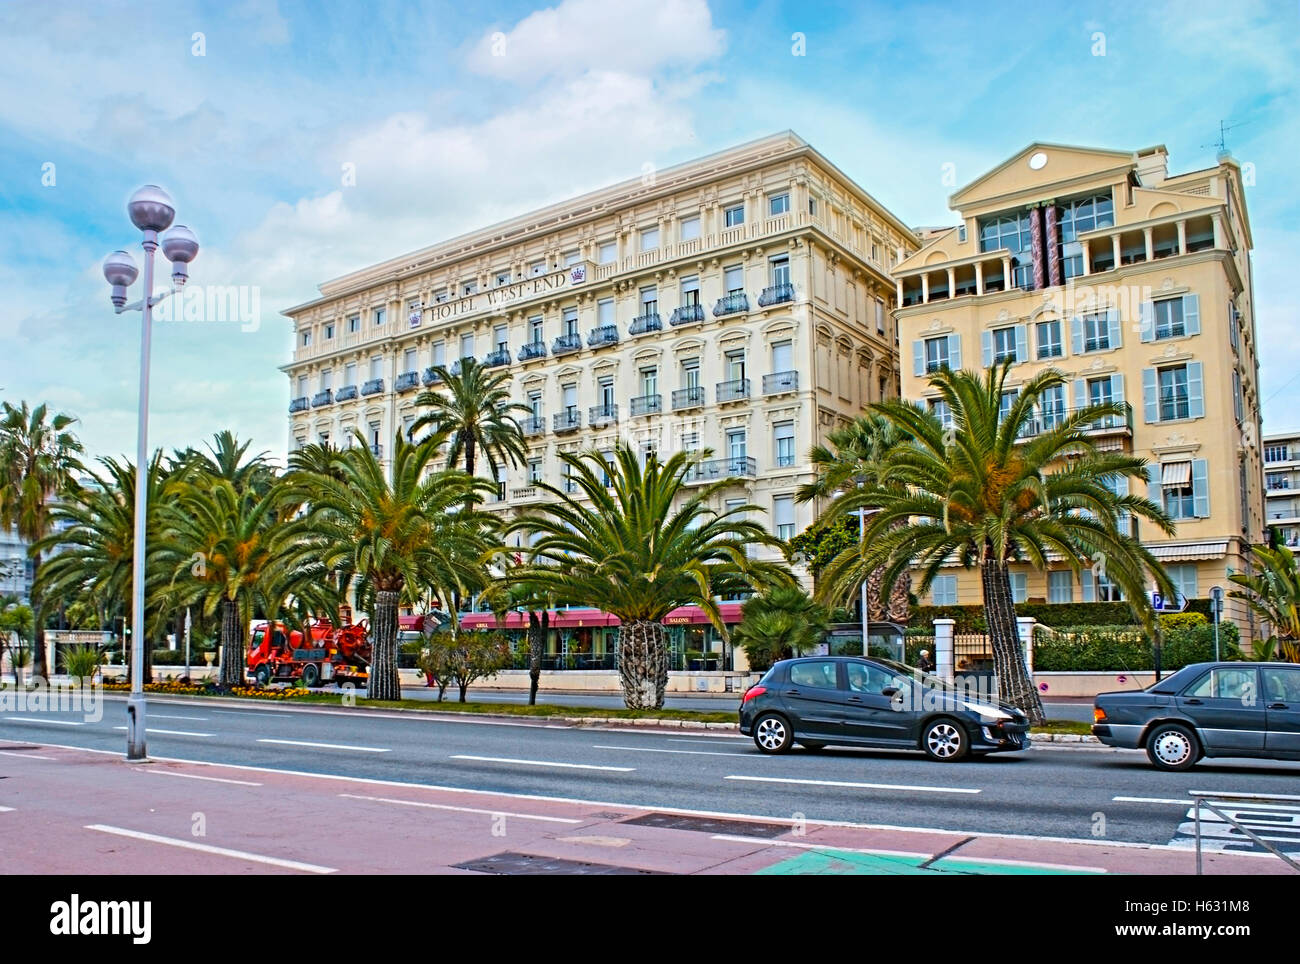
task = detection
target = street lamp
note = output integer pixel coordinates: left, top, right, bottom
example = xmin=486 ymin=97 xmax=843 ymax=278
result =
xmin=853 ymin=506 xmax=882 ymax=656
xmin=102 ymin=185 xmax=200 ymax=761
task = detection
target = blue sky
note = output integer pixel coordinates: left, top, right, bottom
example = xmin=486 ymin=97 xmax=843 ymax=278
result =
xmin=2 ymin=0 xmax=1297 ymax=463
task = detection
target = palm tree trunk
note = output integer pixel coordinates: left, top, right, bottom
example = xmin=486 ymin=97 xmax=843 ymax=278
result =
xmin=369 ymin=589 xmax=401 ymax=701
xmin=980 ymin=554 xmax=1045 ymax=723
xmin=887 ymin=571 xmax=912 ymax=623
xmin=219 ymin=598 xmax=244 ymax=687
xmin=527 ymin=610 xmax=546 ymax=705
xmin=464 ymin=436 xmax=476 ymax=478
xmin=618 ymin=619 xmax=669 ymax=710
xmin=30 ymin=547 xmax=48 ymax=681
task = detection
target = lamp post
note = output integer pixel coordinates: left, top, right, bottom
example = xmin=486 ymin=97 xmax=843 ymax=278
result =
xmin=1210 ymin=586 xmax=1224 ymax=661
xmin=102 ymin=185 xmax=199 ymax=761
xmin=853 ymin=507 xmax=882 ymax=656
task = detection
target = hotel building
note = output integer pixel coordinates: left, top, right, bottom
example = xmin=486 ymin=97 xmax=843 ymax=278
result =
xmin=892 ymin=143 xmax=1263 ymax=629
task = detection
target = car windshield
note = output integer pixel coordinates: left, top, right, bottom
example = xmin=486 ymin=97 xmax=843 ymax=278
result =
xmin=876 ymin=657 xmax=944 ymax=689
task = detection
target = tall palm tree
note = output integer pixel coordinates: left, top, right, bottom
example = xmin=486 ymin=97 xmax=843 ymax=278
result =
xmin=797 ymin=413 xmax=912 ymax=621
xmin=818 ymin=361 xmax=1177 ymax=723
xmin=0 ymin=402 xmax=84 ymax=680
xmin=507 ymin=445 xmax=792 ymax=709
xmin=412 ymin=356 xmax=529 ymax=480
xmin=285 ymin=430 xmax=495 ymax=700
xmin=484 ymin=570 xmax=560 ymax=705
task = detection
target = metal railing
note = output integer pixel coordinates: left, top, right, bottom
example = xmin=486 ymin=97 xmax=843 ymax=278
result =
xmin=758 ymin=282 xmax=795 ymax=306
xmin=422 ymin=366 xmax=443 ymax=386
xmin=587 ymin=325 xmax=619 ymax=348
xmin=1016 ymin=402 xmax=1134 ymax=439
xmin=1192 ymin=790 xmax=1300 ymax=874
xmin=553 ymin=333 xmax=582 ymax=356
xmin=669 ymin=303 xmax=705 ymax=326
xmin=518 ymin=341 xmax=547 ymax=361
xmin=553 ymin=409 xmax=581 ymax=432
xmin=482 ymin=348 xmax=511 ymax=368
xmin=520 ymin=415 xmax=546 ymax=438
xmin=289 ymin=396 xmax=309 ymax=413
xmin=334 ymin=384 xmax=358 ymax=401
xmin=629 ymin=312 xmax=662 ymax=335
xmin=673 ymin=386 xmax=705 ymax=410
xmin=716 ymin=378 xmax=750 ymax=403
xmin=311 ymin=390 xmax=333 ymax=407
xmin=763 ymin=370 xmax=798 ymax=394
xmin=629 ymin=394 xmax=662 ymax=417
xmin=589 ymin=403 xmax=619 ymax=424
xmin=686 ymin=456 xmax=756 ymax=482
xmin=361 ymin=378 xmax=384 ymax=396
xmin=714 ymin=292 xmax=749 ymax=317
xmin=394 ymin=371 xmax=420 ymax=392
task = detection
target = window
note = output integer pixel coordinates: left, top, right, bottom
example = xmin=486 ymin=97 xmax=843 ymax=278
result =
xmin=770 ymin=255 xmax=790 ymax=287
xmin=1185 ymin=667 xmax=1256 ymax=701
xmin=1263 ymin=667 xmax=1300 ymax=704
xmin=992 ymin=326 xmax=1019 ymax=364
xmin=599 ymin=451 xmax=615 ymax=488
xmin=1009 ymin=572 xmax=1028 ymax=604
xmin=640 ymin=286 xmax=658 ymax=315
xmin=931 ymin=575 xmax=958 ymax=605
xmin=1232 ymin=370 xmax=1243 ymax=423
xmin=495 ymin=270 xmax=512 ymax=287
xmin=999 ymin=390 xmax=1019 ymax=424
xmin=529 ymin=315 xmax=543 ymax=344
xmin=430 ymin=341 xmax=445 ymax=367
xmin=1036 ymin=319 xmax=1062 ymax=359
xmin=597 ymin=298 xmax=614 ymax=326
xmin=680 ymin=430 xmax=699 ymax=454
xmin=1039 ymin=384 xmax=1066 ymax=429
xmin=875 ymin=298 xmax=885 ymax=335
xmin=563 ymin=250 xmax=581 ymax=267
xmin=598 ymin=376 xmax=615 ymax=408
xmin=527 ymin=390 xmax=542 ymax=418
xmin=493 ymin=325 xmax=508 ymax=353
xmin=369 ymin=356 xmax=382 ymax=379
xmin=680 ymin=217 xmax=700 ymax=241
xmin=300 ymin=329 xmax=312 ymax=347
xmin=598 ymin=242 xmax=617 ymax=264
xmin=1081 ymin=312 xmax=1111 ymax=352
xmin=460 ymin=333 xmax=475 ymax=359
xmin=325 ymin=323 xmax=335 ymax=340
xmin=640 ymin=227 xmax=659 ymax=251
xmin=295 ymin=374 xmax=308 ymax=397
xmin=1048 ymin=571 xmax=1074 ymax=603
xmin=724 ymin=204 xmax=745 ymax=228
xmin=768 ymin=192 xmax=790 ymax=216
xmin=724 ymin=265 xmax=744 ymax=294
xmin=433 ymin=288 xmax=449 ymax=304
xmin=1087 ymin=377 xmax=1113 ymax=408
xmin=773 ymin=496 xmax=795 ymax=541
xmin=461 ymin=280 xmax=478 ymax=296
xmin=1142 ymin=294 xmax=1200 ymax=343
xmin=639 ymin=367 xmax=657 ymax=396
xmin=1158 ymin=366 xmax=1190 ymax=421
xmin=1166 ymin=564 xmax=1198 ymax=602
xmin=1154 ymin=298 xmax=1185 ymax=339
xmin=725 ymin=349 xmax=746 ymax=382
xmin=771 ymin=340 xmax=793 ymax=373
xmin=403 ymin=348 xmax=416 ymax=374
xmin=403 ymin=415 xmax=415 ymax=441
xmin=527 ymin=261 xmax=546 ymax=277
xmin=682 ymin=358 xmax=700 ymax=389
xmin=528 ymin=459 xmax=542 ymax=485
xmin=681 ymin=275 xmax=700 ymax=306
xmin=808 ymin=197 xmax=818 ymax=216
xmin=1057 ymin=193 xmax=1114 ymax=278
xmin=562 ymin=383 xmax=578 ymax=415
xmin=1094 ymin=573 xmax=1123 ymax=602
xmin=1267 ymin=471 xmax=1289 ymax=491
xmin=928 ymin=398 xmax=953 ymax=430
xmin=979 ymin=211 xmax=1032 ymax=254
xmin=373 ymin=308 xmax=386 ymax=327
xmin=563 ymin=307 xmax=579 ymax=337
xmin=1154 ymin=459 xmax=1209 ymax=521
xmin=789 ymin=661 xmax=840 ymax=690
xmin=924 ymin=336 xmax=950 ymax=373
xmin=319 ymin=368 xmax=332 ymax=391
xmin=774 ymin=421 xmax=795 ymax=468
xmin=345 ymin=315 xmax=359 ymax=334
xmin=1266 ymin=444 xmax=1290 ymax=463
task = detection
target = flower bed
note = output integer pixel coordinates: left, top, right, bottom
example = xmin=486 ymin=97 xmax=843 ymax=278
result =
xmin=99 ymin=680 xmax=310 ymax=700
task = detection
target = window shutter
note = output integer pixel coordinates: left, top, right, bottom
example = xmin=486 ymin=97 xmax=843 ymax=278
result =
xmin=1081 ymin=570 xmax=1096 ymax=602
xmin=1228 ymin=301 xmax=1240 ymax=352
xmin=1183 ymin=294 xmax=1200 ymax=336
xmin=1142 ymin=368 xmax=1158 ymax=423
xmin=1073 ymin=378 xmax=1085 ymax=410
xmin=981 ymin=329 xmax=993 ymax=367
xmin=913 ymin=341 xmax=924 ymax=377
xmin=1071 ymin=316 xmax=1083 ymax=354
xmin=1015 ymin=324 xmax=1028 ymax=362
xmin=1191 ymin=458 xmax=1210 ymax=517
xmin=1110 ymin=373 xmax=1125 ymax=405
xmin=1187 ymin=361 xmax=1205 ymax=418
xmin=1107 ymin=307 xmax=1122 ymax=349
xmin=1146 ymin=461 xmax=1161 ymax=500
xmin=1139 ymin=301 xmax=1154 ymax=342
xmin=948 ymin=334 xmax=961 ymax=369
xmin=1113 ymin=474 xmax=1129 ymax=497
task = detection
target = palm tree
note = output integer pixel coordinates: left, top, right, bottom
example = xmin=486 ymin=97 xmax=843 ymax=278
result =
xmin=0 ymin=595 xmax=34 ymax=685
xmin=1229 ymin=545 xmax=1300 ymax=661
xmin=507 ymin=445 xmax=792 ymax=709
xmin=732 ymin=586 xmax=831 ymax=671
xmin=412 ymin=356 xmax=530 ymax=481
xmin=0 ymin=401 xmax=84 ymax=680
xmin=797 ymin=413 xmax=912 ymax=621
xmin=286 ymin=430 xmax=495 ymax=700
xmin=818 ymin=361 xmax=1177 ymax=723
xmin=484 ymin=571 xmax=560 ymax=705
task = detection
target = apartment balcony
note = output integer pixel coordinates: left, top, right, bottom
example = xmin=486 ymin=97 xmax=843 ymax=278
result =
xmin=395 ymin=371 xmax=420 ymax=392
xmin=629 ymin=394 xmax=662 ymax=417
xmin=562 ymin=478 xmax=579 ymax=495
xmin=553 ymin=409 xmax=582 ymax=433
xmin=716 ymin=378 xmax=750 ymax=403
xmin=370 ymin=443 xmax=383 ymax=458
xmin=672 ymin=386 xmax=706 ymax=410
xmin=629 ymin=312 xmax=662 ymax=335
xmin=289 ymin=396 xmax=309 ymax=413
xmin=422 ymin=366 xmax=443 ymax=387
xmin=482 ymin=348 xmax=511 ymax=369
xmin=758 ymin=282 xmax=795 ymax=307
xmin=520 ymin=415 xmax=546 ymax=438
xmin=311 ymin=389 xmax=333 ymax=408
xmin=669 ymin=303 xmax=705 ymax=326
xmin=510 ymin=485 xmax=546 ymax=504
xmin=1016 ymin=403 xmax=1134 ymax=440
xmin=589 ymin=403 xmax=619 ymax=426
xmin=334 ymin=384 xmax=358 ymax=402
xmin=713 ymin=293 xmax=749 ymax=317
xmin=553 ymin=333 xmax=582 ymax=356
xmin=518 ymin=341 xmax=547 ymax=362
xmin=587 ymin=325 xmax=619 ymax=348
xmin=762 ymin=370 xmax=798 ymax=395
xmin=685 ymin=456 xmax=758 ymax=483
xmin=361 ymin=378 xmax=384 ymax=396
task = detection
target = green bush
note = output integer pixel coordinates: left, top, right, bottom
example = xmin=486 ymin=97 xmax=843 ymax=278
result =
xmin=910 ymin=602 xmax=1140 ymax=632
xmin=151 ymin=649 xmax=186 ymax=666
xmin=1159 ymin=611 xmax=1207 ymax=630
xmin=1032 ymin=623 xmax=1240 ymax=672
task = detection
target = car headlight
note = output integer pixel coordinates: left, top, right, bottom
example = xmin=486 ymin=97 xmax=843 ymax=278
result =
xmin=964 ymin=701 xmax=1013 ymax=724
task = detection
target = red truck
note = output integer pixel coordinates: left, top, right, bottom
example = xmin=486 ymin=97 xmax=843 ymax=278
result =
xmin=246 ymin=619 xmax=371 ymax=687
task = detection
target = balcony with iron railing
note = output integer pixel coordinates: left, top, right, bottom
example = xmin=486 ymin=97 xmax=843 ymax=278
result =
xmin=312 ymin=389 xmax=333 ymax=407
xmin=670 ymin=303 xmax=705 ymax=326
xmin=1015 ymin=402 xmax=1134 ymax=439
xmin=482 ymin=348 xmax=511 ymax=369
xmin=518 ymin=341 xmax=547 ymax=362
xmin=685 ymin=456 xmax=757 ymax=483
xmin=510 ymin=485 xmax=546 ymax=503
xmin=672 ymin=386 xmax=705 ymax=410
xmin=361 ymin=378 xmax=384 ymax=396
xmin=629 ymin=312 xmax=662 ymax=335
xmin=553 ymin=333 xmax=582 ymax=356
xmin=553 ymin=409 xmax=582 ymax=433
xmin=629 ymin=394 xmax=662 ymax=417
xmin=334 ymin=384 xmax=358 ymax=401
xmin=289 ymin=396 xmax=309 ymax=413
xmin=758 ymin=282 xmax=795 ymax=307
xmin=716 ymin=378 xmax=750 ymax=403
xmin=422 ymin=366 xmax=443 ymax=386
xmin=714 ymin=292 xmax=749 ymax=317
xmin=763 ymin=370 xmax=798 ymax=394
xmin=521 ymin=415 xmax=546 ymax=438
xmin=370 ymin=443 xmax=383 ymax=458
xmin=395 ymin=371 xmax=420 ymax=392
xmin=587 ymin=325 xmax=619 ymax=348
xmin=589 ymin=403 xmax=619 ymax=425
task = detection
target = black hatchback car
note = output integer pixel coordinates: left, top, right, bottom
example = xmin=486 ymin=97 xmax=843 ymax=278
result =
xmin=738 ymin=656 xmax=1031 ymax=761
xmin=1093 ymin=661 xmax=1300 ymax=771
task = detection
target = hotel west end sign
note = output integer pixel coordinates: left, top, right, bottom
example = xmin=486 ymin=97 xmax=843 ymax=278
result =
xmin=412 ymin=264 xmax=588 ymax=328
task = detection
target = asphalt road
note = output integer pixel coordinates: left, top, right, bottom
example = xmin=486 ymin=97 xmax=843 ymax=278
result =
xmin=3 ymin=694 xmax=1296 ymax=853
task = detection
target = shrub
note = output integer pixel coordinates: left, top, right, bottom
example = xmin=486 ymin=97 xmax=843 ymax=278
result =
xmin=1032 ymin=623 xmax=1240 ymax=672
xmin=910 ymin=602 xmax=1139 ymax=632
xmin=417 ymin=631 xmax=512 ymax=702
xmin=64 ymin=645 xmax=101 ymax=682
xmin=151 ymin=649 xmax=186 ymax=666
xmin=1160 ymin=611 xmax=1207 ymax=630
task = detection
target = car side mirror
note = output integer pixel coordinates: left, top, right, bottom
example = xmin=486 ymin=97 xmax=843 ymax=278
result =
xmin=881 ymin=686 xmax=900 ymax=697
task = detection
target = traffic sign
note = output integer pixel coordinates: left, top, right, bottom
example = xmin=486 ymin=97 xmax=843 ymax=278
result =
xmin=1150 ymin=590 xmax=1188 ymax=613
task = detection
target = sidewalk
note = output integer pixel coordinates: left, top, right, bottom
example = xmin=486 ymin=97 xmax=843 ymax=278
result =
xmin=0 ymin=742 xmax=1285 ymax=875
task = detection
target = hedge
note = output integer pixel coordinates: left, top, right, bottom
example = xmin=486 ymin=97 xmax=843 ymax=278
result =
xmin=909 ymin=602 xmax=1139 ymax=633
xmin=1032 ymin=623 xmax=1240 ymax=672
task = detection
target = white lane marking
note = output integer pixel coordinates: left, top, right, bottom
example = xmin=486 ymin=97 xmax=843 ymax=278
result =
xmin=591 ymin=744 xmax=749 ymax=758
xmin=338 ymin=793 xmax=584 ymax=824
xmin=0 ymin=806 xmax=13 ymax=812
xmin=84 ymin=824 xmax=336 ymax=873
xmin=666 ymin=737 xmax=746 ymax=745
xmin=151 ymin=714 xmax=208 ymax=721
xmin=1114 ymin=795 xmax=1192 ymax=805
xmin=113 ymin=727 xmax=211 ymax=737
xmin=450 ymin=754 xmax=633 ymax=772
xmin=257 ymin=738 xmax=390 ymax=753
xmin=724 ymin=774 xmax=980 ymax=794
xmin=3 ymin=717 xmax=82 ymax=726
xmin=0 ymin=749 xmax=56 ymax=760
xmin=137 ymin=769 xmax=262 ymax=786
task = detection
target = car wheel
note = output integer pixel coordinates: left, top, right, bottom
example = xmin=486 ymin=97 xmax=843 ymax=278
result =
xmin=922 ymin=718 xmax=969 ymax=762
xmin=253 ymin=664 xmax=271 ymax=686
xmin=753 ymin=713 xmax=794 ymax=754
xmin=799 ymin=741 xmax=826 ymax=752
xmin=301 ymin=663 xmax=321 ymax=687
xmin=1145 ymin=723 xmax=1200 ymax=772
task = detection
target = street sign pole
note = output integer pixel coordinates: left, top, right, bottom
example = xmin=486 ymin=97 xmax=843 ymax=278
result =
xmin=1210 ymin=586 xmax=1224 ymax=661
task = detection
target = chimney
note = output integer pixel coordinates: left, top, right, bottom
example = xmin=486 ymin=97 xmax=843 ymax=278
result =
xmin=1134 ymin=145 xmax=1169 ymax=187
